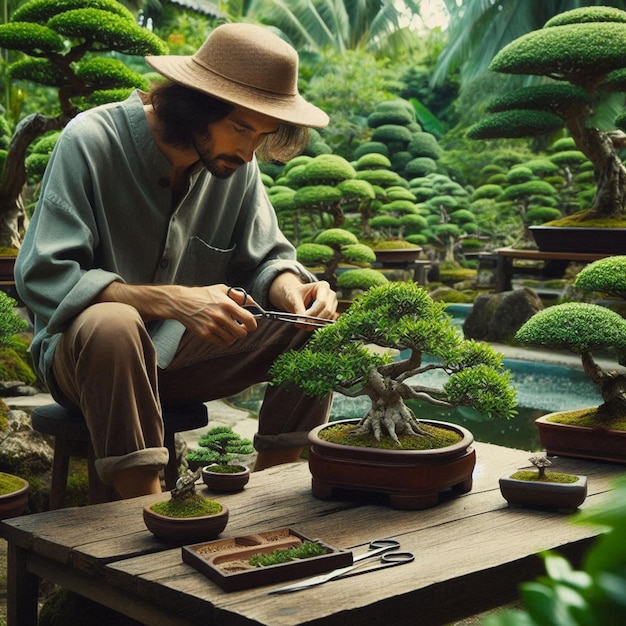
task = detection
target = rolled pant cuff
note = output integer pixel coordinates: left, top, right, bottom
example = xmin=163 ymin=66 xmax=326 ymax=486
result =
xmin=253 ymin=431 xmax=312 ymax=452
xmin=95 ymin=447 xmax=169 ymax=484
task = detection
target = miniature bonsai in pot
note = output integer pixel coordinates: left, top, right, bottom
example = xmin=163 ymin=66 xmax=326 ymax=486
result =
xmin=467 ymin=6 xmax=626 ymax=252
xmin=186 ymin=426 xmax=254 ymax=492
xmin=269 ymin=281 xmax=517 ymax=509
xmin=143 ymin=468 xmax=228 ymax=543
xmin=515 ymin=255 xmax=626 ymax=463
xmin=499 ymin=455 xmax=587 ymax=513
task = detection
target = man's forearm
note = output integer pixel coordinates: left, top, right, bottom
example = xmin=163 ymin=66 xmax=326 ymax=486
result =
xmin=93 ymin=281 xmax=184 ymax=321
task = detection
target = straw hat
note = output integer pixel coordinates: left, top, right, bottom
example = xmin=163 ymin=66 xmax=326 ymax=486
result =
xmin=145 ymin=23 xmax=329 ymax=128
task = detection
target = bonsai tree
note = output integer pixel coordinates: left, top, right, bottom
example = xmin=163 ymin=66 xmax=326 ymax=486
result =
xmin=296 ymin=228 xmax=376 ymax=291
xmin=185 ymin=426 xmax=254 ymax=471
xmin=0 ymin=0 xmax=167 ymax=246
xmin=270 ymin=281 xmax=517 ymax=444
xmin=467 ymin=6 xmax=626 ymax=226
xmin=515 ymin=255 xmax=626 ymax=427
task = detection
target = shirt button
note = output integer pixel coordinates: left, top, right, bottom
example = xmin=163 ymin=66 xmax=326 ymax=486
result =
xmin=158 ymin=177 xmax=170 ymax=188
xmin=160 ymin=258 xmax=169 ymax=268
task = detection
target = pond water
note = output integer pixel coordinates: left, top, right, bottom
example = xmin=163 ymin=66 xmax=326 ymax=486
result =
xmin=228 ymin=357 xmax=601 ymax=452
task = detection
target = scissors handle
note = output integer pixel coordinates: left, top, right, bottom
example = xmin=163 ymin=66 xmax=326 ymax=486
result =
xmin=353 ymin=538 xmax=400 ymax=563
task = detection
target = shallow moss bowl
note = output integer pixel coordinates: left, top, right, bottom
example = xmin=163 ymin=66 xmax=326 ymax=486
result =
xmin=143 ymin=500 xmax=229 ymax=543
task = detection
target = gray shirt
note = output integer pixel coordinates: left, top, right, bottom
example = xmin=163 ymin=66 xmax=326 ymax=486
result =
xmin=15 ymin=90 xmax=313 ymax=384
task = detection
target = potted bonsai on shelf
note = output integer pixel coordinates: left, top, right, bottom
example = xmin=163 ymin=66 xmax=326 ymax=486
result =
xmin=467 ymin=6 xmax=626 ymax=253
xmin=515 ymin=255 xmax=626 ymax=463
xmin=499 ymin=455 xmax=587 ymax=513
xmin=143 ymin=468 xmax=228 ymax=543
xmin=186 ymin=426 xmax=254 ymax=493
xmin=269 ymin=281 xmax=517 ymax=509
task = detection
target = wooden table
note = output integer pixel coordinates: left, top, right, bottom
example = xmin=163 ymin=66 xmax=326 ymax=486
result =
xmin=1 ymin=442 xmax=624 ymax=626
xmin=494 ymin=247 xmax=611 ymax=291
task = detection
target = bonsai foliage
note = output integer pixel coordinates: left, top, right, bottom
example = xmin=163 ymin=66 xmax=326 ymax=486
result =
xmin=0 ymin=0 xmax=167 ymax=246
xmin=270 ymin=282 xmax=517 ymax=443
xmin=0 ymin=291 xmax=28 ymax=347
xmin=296 ymin=228 xmax=376 ymax=291
xmin=467 ymin=7 xmax=626 ymax=224
xmin=185 ymin=426 xmax=254 ymax=468
xmin=516 ymin=255 xmax=626 ymax=422
xmin=150 ymin=468 xmax=222 ymax=517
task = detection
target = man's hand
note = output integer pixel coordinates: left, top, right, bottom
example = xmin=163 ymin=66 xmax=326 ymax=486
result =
xmin=94 ymin=282 xmax=258 ymax=349
xmin=268 ymin=273 xmax=338 ymax=330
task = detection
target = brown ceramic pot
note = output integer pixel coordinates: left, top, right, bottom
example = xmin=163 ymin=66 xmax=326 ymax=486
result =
xmin=202 ymin=464 xmax=250 ymax=493
xmin=536 ymin=412 xmax=626 ymax=464
xmin=143 ymin=501 xmax=229 ymax=543
xmin=307 ymin=418 xmax=476 ymax=510
xmin=499 ymin=474 xmax=587 ymax=513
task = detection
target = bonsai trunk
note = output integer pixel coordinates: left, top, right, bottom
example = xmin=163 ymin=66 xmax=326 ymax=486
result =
xmin=0 ymin=112 xmax=67 ymax=247
xmin=566 ymin=121 xmax=626 ymax=220
xmin=581 ymin=351 xmax=626 ymax=419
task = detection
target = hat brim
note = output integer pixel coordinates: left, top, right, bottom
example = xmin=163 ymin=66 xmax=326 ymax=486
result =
xmin=145 ymin=55 xmax=329 ymax=129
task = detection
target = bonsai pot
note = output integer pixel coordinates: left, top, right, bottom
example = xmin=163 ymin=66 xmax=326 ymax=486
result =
xmin=143 ymin=500 xmax=229 ymax=543
xmin=499 ymin=474 xmax=587 ymax=513
xmin=535 ymin=412 xmax=626 ymax=464
xmin=202 ymin=464 xmax=250 ymax=493
xmin=0 ymin=473 xmax=29 ymax=519
xmin=374 ymin=247 xmax=423 ymax=265
xmin=529 ymin=225 xmax=626 ymax=254
xmin=307 ymin=418 xmax=476 ymax=510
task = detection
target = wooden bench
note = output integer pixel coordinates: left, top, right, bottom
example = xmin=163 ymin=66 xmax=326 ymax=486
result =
xmin=1 ymin=441 xmax=623 ymax=626
xmin=494 ymin=247 xmax=611 ymax=292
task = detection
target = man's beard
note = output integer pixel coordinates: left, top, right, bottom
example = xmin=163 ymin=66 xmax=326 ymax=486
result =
xmin=192 ymin=138 xmax=245 ymax=179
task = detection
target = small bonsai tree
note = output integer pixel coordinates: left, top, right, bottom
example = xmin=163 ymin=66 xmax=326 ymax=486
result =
xmin=296 ymin=228 xmax=376 ymax=291
xmin=185 ymin=426 xmax=254 ymax=471
xmin=0 ymin=0 xmax=167 ymax=245
xmin=515 ymin=255 xmax=626 ymax=426
xmin=270 ymin=281 xmax=517 ymax=444
xmin=467 ymin=6 xmax=626 ymax=226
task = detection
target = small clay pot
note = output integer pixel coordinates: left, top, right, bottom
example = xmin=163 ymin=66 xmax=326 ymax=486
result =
xmin=202 ymin=464 xmax=250 ymax=493
xmin=143 ymin=501 xmax=229 ymax=543
xmin=499 ymin=474 xmax=587 ymax=513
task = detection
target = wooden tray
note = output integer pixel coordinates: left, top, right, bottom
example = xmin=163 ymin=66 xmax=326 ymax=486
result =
xmin=181 ymin=527 xmax=352 ymax=592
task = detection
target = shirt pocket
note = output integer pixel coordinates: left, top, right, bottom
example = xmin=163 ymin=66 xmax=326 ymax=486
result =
xmin=176 ymin=236 xmax=236 ymax=286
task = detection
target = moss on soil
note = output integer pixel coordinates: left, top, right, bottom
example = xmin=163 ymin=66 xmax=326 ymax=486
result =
xmin=0 ymin=473 xmax=26 ymax=495
xmin=150 ymin=494 xmax=222 ymax=518
xmin=319 ymin=422 xmax=462 ymax=449
xmin=509 ymin=470 xmax=579 ymax=484
xmin=546 ymin=407 xmax=626 ymax=431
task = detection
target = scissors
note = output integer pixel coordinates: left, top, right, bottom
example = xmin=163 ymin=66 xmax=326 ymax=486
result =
xmin=268 ymin=539 xmax=414 ymax=594
xmin=227 ymin=286 xmax=335 ymax=328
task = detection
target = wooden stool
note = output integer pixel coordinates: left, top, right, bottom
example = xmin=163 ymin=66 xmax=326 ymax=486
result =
xmin=31 ymin=402 xmax=208 ymax=509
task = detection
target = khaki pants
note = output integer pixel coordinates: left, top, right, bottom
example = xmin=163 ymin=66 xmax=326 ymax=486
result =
xmin=51 ymin=302 xmax=332 ymax=483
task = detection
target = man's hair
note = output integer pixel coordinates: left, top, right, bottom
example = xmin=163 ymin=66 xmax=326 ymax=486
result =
xmin=150 ymin=81 xmax=309 ymax=163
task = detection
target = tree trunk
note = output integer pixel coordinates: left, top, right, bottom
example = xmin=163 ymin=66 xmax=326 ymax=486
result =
xmin=566 ymin=121 xmax=626 ymax=219
xmin=0 ymin=112 xmax=66 ymax=246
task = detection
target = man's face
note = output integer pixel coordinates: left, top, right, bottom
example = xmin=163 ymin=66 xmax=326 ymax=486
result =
xmin=193 ymin=106 xmax=280 ymax=178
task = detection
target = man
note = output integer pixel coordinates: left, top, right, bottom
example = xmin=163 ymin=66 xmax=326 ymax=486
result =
xmin=15 ymin=23 xmax=337 ymax=499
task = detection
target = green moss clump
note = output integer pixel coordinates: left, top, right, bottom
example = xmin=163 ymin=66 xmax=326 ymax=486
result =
xmin=150 ymin=494 xmax=222 ymax=518
xmin=320 ymin=422 xmax=461 ymax=450
xmin=248 ymin=542 xmax=327 ymax=567
xmin=510 ymin=470 xmax=579 ymax=484
xmin=0 ymin=472 xmax=26 ymax=495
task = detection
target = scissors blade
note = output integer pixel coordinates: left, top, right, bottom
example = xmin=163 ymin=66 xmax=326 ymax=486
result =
xmin=268 ymin=563 xmax=356 ymax=594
